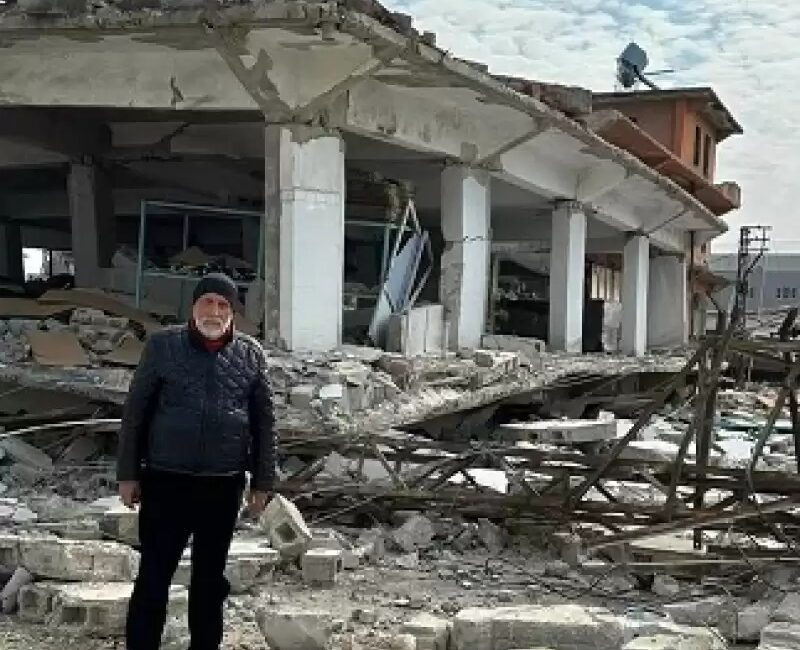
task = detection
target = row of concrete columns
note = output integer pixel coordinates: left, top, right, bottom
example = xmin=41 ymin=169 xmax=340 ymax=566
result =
xmin=260 ymin=126 xmax=688 ymax=354
xmin=35 ymin=125 xmax=687 ymax=356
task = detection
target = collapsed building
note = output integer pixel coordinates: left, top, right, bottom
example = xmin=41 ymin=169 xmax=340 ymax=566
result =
xmin=9 ymin=2 xmax=800 ymax=650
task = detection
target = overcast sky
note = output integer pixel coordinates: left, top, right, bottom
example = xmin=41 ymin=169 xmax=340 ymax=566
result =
xmin=384 ymin=0 xmax=799 ymax=252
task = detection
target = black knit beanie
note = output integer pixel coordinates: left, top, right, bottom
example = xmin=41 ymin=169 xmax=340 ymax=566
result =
xmin=192 ymin=273 xmax=241 ymax=311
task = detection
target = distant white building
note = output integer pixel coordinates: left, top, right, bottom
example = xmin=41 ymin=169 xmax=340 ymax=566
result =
xmin=710 ymin=253 xmax=800 ymax=311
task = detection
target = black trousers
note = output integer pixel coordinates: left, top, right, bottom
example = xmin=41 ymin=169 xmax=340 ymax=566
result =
xmin=126 ymin=470 xmax=244 ymax=650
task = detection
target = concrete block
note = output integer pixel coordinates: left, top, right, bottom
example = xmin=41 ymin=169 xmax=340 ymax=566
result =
xmin=100 ymin=508 xmax=139 ymax=546
xmin=259 ymin=494 xmax=312 ymax=559
xmin=498 ymin=419 xmax=616 ymax=444
xmin=759 ymin=621 xmax=800 ymax=649
xmin=623 ymin=634 xmax=723 ymax=650
xmin=0 ymin=532 xmax=21 ymax=567
xmin=289 ymin=385 xmax=316 ymax=409
xmin=401 ymin=613 xmax=451 ymax=650
xmin=737 ymin=603 xmax=771 ymax=642
xmin=257 ymin=609 xmax=333 ymax=650
xmin=392 ymin=515 xmax=434 ymax=553
xmin=53 ymin=583 xmax=186 ymax=636
xmin=18 ymin=583 xmax=56 ymax=623
xmin=19 ymin=538 xmax=138 ymax=582
xmin=173 ymin=540 xmax=278 ymax=594
xmin=652 ymin=575 xmax=681 ymax=598
xmin=391 ymin=635 xmax=418 ymax=650
xmin=549 ymin=532 xmax=583 ymax=567
xmin=481 ymin=334 xmax=545 ymax=360
xmin=452 ymin=605 xmax=626 ymax=650
xmin=476 ymin=519 xmax=506 ymax=553
xmin=773 ymin=592 xmax=800 ymax=624
xmin=664 ymin=597 xmax=735 ymax=640
xmin=302 ymin=549 xmax=342 ymax=587
xmin=0 ymin=566 xmax=33 ymax=614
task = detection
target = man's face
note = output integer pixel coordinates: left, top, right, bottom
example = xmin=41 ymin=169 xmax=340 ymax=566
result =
xmin=192 ymin=292 xmax=233 ymax=340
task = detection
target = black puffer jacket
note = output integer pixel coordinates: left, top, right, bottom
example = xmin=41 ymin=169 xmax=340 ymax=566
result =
xmin=116 ymin=326 xmax=276 ymax=491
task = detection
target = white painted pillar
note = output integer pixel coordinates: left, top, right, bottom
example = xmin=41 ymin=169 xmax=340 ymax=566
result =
xmin=621 ymin=235 xmax=649 ymax=356
xmin=68 ymin=162 xmax=115 ymax=288
xmin=548 ymin=202 xmax=586 ymax=352
xmin=0 ymin=222 xmax=24 ymax=282
xmin=648 ymin=255 xmax=688 ymax=348
xmin=264 ymin=125 xmax=345 ymax=351
xmin=440 ymin=165 xmax=491 ymax=350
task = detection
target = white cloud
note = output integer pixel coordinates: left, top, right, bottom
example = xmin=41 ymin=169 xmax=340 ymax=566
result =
xmin=384 ymin=0 xmax=800 ymax=251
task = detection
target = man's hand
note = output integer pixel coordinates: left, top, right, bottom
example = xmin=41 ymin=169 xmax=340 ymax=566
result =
xmin=246 ymin=490 xmax=271 ymax=516
xmin=119 ymin=481 xmax=141 ymax=509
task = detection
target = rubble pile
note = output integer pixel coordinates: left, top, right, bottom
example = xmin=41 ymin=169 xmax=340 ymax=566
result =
xmin=3 ymin=480 xmax=799 ymax=649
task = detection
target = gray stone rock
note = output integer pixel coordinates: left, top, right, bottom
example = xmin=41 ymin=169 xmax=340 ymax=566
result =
xmin=737 ymin=603 xmax=771 ymax=642
xmin=256 ymin=609 xmax=332 ymax=650
xmin=392 ymin=515 xmax=434 ymax=553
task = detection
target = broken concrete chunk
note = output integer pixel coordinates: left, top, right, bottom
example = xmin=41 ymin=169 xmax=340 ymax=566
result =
xmin=256 ymin=609 xmax=333 ymax=650
xmin=759 ymin=621 xmax=800 ymax=649
xmin=259 ymin=494 xmax=312 ymax=559
xmin=737 ymin=603 xmax=771 ymax=642
xmin=289 ymin=385 xmax=316 ymax=409
xmin=19 ymin=538 xmax=139 ymax=582
xmin=773 ymin=592 xmax=800 ymax=624
xmin=100 ymin=508 xmax=140 ymax=546
xmin=476 ymin=519 xmax=506 ymax=554
xmin=652 ymin=574 xmax=681 ymax=598
xmin=664 ymin=597 xmax=735 ymax=641
xmin=392 ymin=515 xmax=434 ymax=553
xmin=400 ymin=613 xmax=451 ymax=650
xmin=393 ymin=552 xmax=419 ymax=570
xmin=622 ymin=633 xmax=724 ymax=649
xmin=18 ymin=582 xmax=187 ymax=635
xmin=301 ymin=549 xmax=342 ymax=587
xmin=451 ymin=604 xmax=626 ymax=650
xmin=0 ymin=566 xmax=33 ymax=614
xmin=390 ymin=634 xmax=418 ymax=650
xmin=0 ymin=438 xmax=53 ymax=470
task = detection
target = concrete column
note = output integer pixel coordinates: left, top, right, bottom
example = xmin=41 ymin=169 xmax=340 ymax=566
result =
xmin=264 ymin=125 xmax=345 ymax=351
xmin=68 ymin=162 xmax=115 ymax=288
xmin=242 ymin=217 xmax=260 ymax=268
xmin=548 ymin=202 xmax=586 ymax=352
xmin=648 ymin=255 xmax=688 ymax=348
xmin=621 ymin=235 xmax=650 ymax=356
xmin=440 ymin=165 xmax=491 ymax=349
xmin=0 ymin=222 xmax=24 ymax=282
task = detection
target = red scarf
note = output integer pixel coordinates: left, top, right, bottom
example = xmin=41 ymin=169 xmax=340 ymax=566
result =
xmin=189 ymin=319 xmax=233 ymax=353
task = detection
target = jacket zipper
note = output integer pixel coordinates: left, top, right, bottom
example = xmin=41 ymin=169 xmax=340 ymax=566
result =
xmin=198 ymin=352 xmax=214 ymax=472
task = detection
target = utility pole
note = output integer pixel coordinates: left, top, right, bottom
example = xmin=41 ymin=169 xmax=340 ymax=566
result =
xmin=735 ymin=225 xmax=771 ymax=332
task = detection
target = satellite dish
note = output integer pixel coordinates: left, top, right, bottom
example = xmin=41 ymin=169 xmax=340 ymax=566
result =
xmin=616 ymin=42 xmax=658 ymax=90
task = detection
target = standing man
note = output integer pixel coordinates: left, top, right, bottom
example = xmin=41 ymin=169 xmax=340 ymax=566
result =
xmin=117 ymin=272 xmax=276 ymax=650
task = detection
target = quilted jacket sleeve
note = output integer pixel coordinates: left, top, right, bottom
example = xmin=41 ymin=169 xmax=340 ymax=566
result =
xmin=117 ymin=336 xmax=162 ymax=482
xmin=248 ymin=347 xmax=277 ymax=492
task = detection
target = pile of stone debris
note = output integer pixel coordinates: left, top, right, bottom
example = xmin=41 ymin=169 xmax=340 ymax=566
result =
xmin=2 ymin=478 xmax=800 ymax=650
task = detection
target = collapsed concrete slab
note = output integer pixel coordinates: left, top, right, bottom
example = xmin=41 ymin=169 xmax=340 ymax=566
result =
xmin=451 ymin=604 xmax=626 ymax=650
xmin=772 ymin=592 xmax=800 ymax=624
xmin=256 ymin=608 xmax=333 ymax=650
xmin=19 ymin=582 xmax=187 ymax=636
xmin=19 ymin=538 xmax=139 ymax=581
